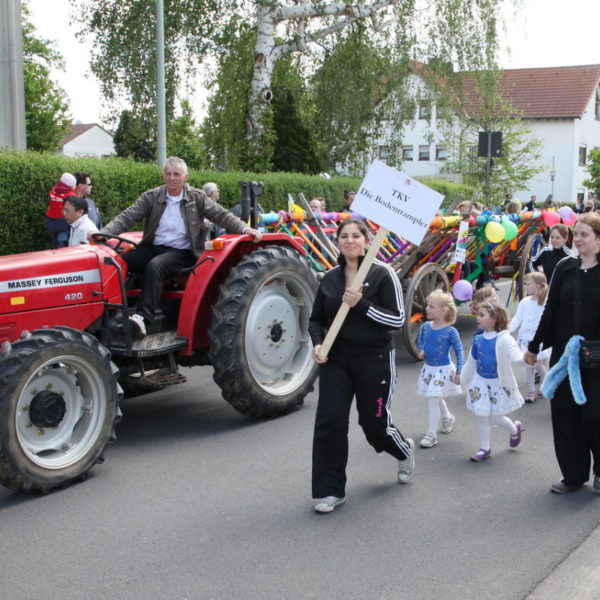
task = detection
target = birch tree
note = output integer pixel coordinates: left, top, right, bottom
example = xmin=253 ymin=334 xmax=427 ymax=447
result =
xmin=73 ymin=0 xmax=508 ymax=170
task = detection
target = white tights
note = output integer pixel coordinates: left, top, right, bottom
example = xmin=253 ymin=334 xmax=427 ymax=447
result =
xmin=476 ymin=415 xmax=518 ymax=451
xmin=427 ymin=396 xmax=451 ymax=435
xmin=525 ymin=361 xmax=547 ymax=393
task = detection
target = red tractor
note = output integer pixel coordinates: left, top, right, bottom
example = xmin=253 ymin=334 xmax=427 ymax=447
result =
xmin=0 ymin=228 xmax=317 ymax=493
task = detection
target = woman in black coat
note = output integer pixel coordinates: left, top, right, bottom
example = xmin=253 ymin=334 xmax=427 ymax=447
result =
xmin=525 ymin=212 xmax=600 ymax=494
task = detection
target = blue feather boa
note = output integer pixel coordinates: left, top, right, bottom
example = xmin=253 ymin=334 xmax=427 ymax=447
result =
xmin=540 ymin=335 xmax=587 ymax=405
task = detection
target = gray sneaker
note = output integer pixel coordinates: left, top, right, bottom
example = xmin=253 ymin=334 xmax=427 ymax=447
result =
xmin=440 ymin=414 xmax=456 ymax=434
xmin=398 ymin=438 xmax=415 ymax=483
xmin=419 ymin=433 xmax=437 ymax=448
xmin=314 ymin=496 xmax=346 ymax=513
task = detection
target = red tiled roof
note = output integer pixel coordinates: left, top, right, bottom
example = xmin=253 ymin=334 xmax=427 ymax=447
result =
xmin=461 ymin=65 xmax=600 ymax=120
xmin=59 ymin=123 xmax=113 ymax=147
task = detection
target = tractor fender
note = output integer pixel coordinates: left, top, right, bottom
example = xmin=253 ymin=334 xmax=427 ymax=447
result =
xmin=177 ymin=233 xmax=306 ymax=354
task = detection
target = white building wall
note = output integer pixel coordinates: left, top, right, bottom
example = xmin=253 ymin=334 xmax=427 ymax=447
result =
xmin=575 ymin=92 xmax=600 ymax=198
xmin=514 ymin=89 xmax=600 ymax=205
xmin=61 ymin=127 xmax=115 ymax=157
xmin=513 ymin=120 xmax=575 ymax=203
xmin=376 ymin=74 xmax=455 ymax=179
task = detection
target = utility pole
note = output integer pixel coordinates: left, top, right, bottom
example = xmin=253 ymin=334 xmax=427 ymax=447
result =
xmin=0 ymin=0 xmax=26 ymax=149
xmin=155 ymin=0 xmax=167 ymax=166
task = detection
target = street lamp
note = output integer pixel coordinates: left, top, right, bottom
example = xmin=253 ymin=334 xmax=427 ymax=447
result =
xmin=550 ymin=156 xmax=556 ymax=199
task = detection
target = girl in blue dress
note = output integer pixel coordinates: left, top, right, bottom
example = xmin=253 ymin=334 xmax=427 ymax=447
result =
xmin=461 ymin=301 xmax=525 ymax=462
xmin=417 ymin=290 xmax=465 ymax=448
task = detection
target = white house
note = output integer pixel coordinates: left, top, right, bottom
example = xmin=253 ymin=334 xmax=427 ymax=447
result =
xmin=58 ymin=123 xmax=115 ymax=158
xmin=377 ymin=64 xmax=600 ymax=205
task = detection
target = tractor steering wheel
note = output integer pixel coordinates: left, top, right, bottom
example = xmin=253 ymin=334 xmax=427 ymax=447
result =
xmin=91 ymin=233 xmax=140 ymax=253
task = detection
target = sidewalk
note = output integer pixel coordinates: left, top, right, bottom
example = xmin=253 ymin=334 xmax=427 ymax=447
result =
xmin=526 ymin=522 xmax=600 ymax=599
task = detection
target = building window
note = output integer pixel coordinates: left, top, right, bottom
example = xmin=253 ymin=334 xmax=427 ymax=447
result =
xmin=418 ymin=102 xmax=431 ymax=120
xmin=418 ymin=145 xmax=430 ymax=161
xmin=379 ymin=146 xmax=390 ymax=161
xmin=436 ymin=146 xmax=447 ymax=161
xmin=579 ymin=145 xmax=587 ymax=166
xmin=402 ymin=145 xmax=414 ymax=161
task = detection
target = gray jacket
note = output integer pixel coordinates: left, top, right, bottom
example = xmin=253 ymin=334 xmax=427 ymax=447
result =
xmin=101 ymin=184 xmax=247 ymax=257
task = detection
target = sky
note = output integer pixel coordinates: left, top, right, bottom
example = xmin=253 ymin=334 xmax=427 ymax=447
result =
xmin=26 ymin=0 xmax=600 ymax=127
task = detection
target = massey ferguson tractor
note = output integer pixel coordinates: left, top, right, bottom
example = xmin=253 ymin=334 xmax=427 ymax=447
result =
xmin=0 ymin=186 xmax=318 ymax=493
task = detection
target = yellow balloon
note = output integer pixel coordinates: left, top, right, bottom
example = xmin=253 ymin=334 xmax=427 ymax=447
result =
xmin=485 ymin=221 xmax=505 ymax=243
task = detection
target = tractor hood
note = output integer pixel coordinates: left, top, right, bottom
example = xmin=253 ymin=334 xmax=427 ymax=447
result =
xmin=0 ymin=245 xmax=106 ymax=314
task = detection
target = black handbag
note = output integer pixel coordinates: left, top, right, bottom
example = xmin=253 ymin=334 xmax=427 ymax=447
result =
xmin=575 ymin=265 xmax=600 ymax=369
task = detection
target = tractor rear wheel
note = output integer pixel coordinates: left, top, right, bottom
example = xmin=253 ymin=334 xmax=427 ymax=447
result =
xmin=209 ymin=246 xmax=318 ymax=418
xmin=0 ymin=327 xmax=122 ymax=493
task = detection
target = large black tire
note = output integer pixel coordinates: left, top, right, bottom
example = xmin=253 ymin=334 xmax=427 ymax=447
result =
xmin=208 ymin=246 xmax=318 ymax=418
xmin=402 ymin=263 xmax=449 ymax=359
xmin=0 ymin=327 xmax=122 ymax=493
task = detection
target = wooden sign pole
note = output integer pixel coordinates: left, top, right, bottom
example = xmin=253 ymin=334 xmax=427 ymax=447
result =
xmin=318 ymin=227 xmax=389 ymax=360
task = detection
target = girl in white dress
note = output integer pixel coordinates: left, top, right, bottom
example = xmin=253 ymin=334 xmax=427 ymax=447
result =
xmin=509 ymin=272 xmax=550 ymax=402
xmin=462 ymin=301 xmax=525 ymax=462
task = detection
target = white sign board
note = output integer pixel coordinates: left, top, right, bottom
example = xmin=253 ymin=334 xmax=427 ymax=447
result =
xmin=351 ymin=160 xmax=444 ymax=245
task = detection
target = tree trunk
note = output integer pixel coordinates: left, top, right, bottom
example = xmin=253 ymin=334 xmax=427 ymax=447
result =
xmin=246 ymin=3 xmax=277 ymax=164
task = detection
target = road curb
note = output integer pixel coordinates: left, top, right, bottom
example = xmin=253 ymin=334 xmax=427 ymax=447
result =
xmin=525 ymin=520 xmax=600 ymax=599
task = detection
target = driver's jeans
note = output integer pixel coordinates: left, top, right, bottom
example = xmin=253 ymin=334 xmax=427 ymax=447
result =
xmin=123 ymin=244 xmax=195 ymax=322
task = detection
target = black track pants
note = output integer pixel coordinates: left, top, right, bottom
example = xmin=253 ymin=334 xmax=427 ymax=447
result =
xmin=551 ymin=370 xmax=600 ymax=487
xmin=312 ymin=347 xmax=411 ymax=499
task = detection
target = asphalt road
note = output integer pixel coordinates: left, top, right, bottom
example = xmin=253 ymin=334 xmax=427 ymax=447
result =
xmin=1 ymin=310 xmax=600 ymax=600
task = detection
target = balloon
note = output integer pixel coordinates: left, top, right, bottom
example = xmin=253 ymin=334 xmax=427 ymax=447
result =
xmin=558 ymin=206 xmax=574 ymax=221
xmin=430 ymin=216 xmax=443 ymax=229
xmin=485 ymin=221 xmax=505 ymax=243
xmin=476 ymin=215 xmax=487 ymax=226
xmin=502 ymin=221 xmax=518 ymax=241
xmin=543 ymin=211 xmax=560 ymax=227
xmin=453 ymin=279 xmax=474 ymax=302
xmin=563 ymin=214 xmax=577 ymax=227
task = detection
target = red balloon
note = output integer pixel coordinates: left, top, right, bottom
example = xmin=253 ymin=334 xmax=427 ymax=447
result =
xmin=543 ymin=211 xmax=560 ymax=227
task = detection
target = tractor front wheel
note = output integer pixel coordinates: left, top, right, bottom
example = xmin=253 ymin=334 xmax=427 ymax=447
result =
xmin=209 ymin=246 xmax=318 ymax=418
xmin=0 ymin=327 xmax=122 ymax=493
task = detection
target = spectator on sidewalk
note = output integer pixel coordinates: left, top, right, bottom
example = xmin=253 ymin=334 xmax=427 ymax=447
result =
xmin=74 ymin=172 xmax=102 ymax=229
xmin=64 ymin=196 xmax=98 ymax=246
xmin=45 ymin=172 xmax=76 ymax=248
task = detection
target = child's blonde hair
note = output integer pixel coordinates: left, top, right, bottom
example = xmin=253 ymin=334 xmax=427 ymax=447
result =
xmin=478 ymin=301 xmax=509 ymax=332
xmin=428 ymin=289 xmax=457 ymax=324
xmin=471 ymin=284 xmax=497 ymax=313
xmin=524 ymin=271 xmax=548 ymax=305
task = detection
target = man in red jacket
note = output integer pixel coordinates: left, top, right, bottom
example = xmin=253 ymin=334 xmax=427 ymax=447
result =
xmin=45 ymin=172 xmax=76 ymax=248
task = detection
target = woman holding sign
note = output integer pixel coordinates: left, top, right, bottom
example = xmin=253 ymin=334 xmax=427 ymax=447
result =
xmin=309 ymin=218 xmax=413 ymax=513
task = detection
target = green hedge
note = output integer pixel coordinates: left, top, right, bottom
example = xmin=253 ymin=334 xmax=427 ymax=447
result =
xmin=0 ymin=150 xmax=475 ymax=255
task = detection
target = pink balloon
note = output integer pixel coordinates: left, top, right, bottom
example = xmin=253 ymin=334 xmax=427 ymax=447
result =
xmin=563 ymin=214 xmax=577 ymax=226
xmin=543 ymin=211 xmax=560 ymax=227
xmin=453 ymin=279 xmax=473 ymax=301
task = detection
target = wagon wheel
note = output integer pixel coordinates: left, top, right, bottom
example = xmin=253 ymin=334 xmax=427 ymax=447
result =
xmin=516 ymin=233 xmax=544 ymax=300
xmin=402 ymin=263 xmax=450 ymax=359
